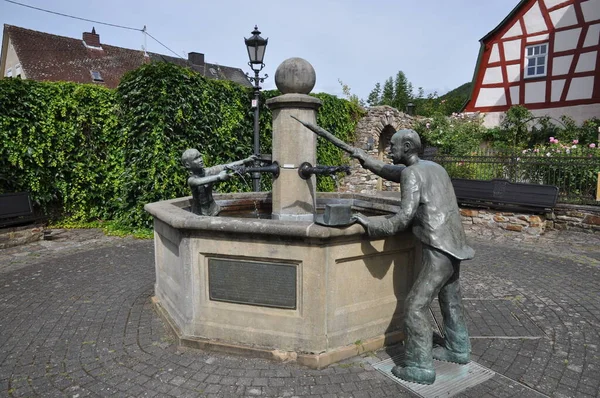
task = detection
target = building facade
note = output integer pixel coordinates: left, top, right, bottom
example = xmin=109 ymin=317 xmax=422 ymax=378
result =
xmin=463 ymin=0 xmax=600 ymax=126
xmin=1 ymin=25 xmax=252 ymax=89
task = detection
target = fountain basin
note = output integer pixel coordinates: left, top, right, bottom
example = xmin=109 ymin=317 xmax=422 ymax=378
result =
xmin=144 ymin=192 xmax=420 ymax=368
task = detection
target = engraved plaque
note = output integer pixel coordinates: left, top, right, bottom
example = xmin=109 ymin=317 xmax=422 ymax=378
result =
xmin=208 ymin=258 xmax=297 ymax=309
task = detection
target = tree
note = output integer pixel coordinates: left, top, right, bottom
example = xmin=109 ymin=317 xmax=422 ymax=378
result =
xmin=337 ymin=79 xmax=365 ymax=107
xmin=381 ymin=77 xmax=394 ymax=106
xmin=392 ymin=71 xmax=413 ymax=111
xmin=367 ymin=82 xmax=381 ymax=106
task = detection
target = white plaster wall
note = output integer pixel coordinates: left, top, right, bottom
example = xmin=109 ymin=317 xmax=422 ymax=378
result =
xmin=566 ymin=76 xmax=595 ymax=100
xmin=481 ymin=112 xmax=505 ymax=127
xmin=544 ymin=0 xmax=567 ymax=9
xmin=551 ymin=79 xmax=566 ymax=101
xmin=582 ymin=0 xmax=600 ymax=23
xmin=489 ymin=44 xmax=500 ymax=63
xmin=475 ymin=88 xmax=507 ymax=107
xmin=525 ymin=81 xmax=546 ymax=103
xmin=510 ymin=86 xmax=520 ymax=105
xmin=584 ymin=23 xmax=600 ymax=47
xmin=552 ymin=55 xmax=574 ymax=76
xmin=483 ymin=104 xmax=600 ymax=127
xmin=550 ymin=5 xmax=579 ymax=29
xmin=483 ymin=66 xmax=503 ymax=84
xmin=507 ymin=64 xmax=521 ymax=82
xmin=503 ymin=22 xmax=523 ymax=39
xmin=530 ymin=104 xmax=600 ymax=124
xmin=575 ymin=51 xmax=598 ymax=72
xmin=554 ymin=28 xmax=582 ymax=52
xmin=503 ymin=39 xmax=522 ymax=61
xmin=3 ymin=39 xmax=23 ymax=78
xmin=523 ymin=2 xmax=547 ymax=34
xmin=527 ymin=33 xmax=550 ymax=42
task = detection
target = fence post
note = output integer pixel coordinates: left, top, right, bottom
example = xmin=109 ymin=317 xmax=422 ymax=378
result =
xmin=597 ymin=172 xmax=600 ymax=201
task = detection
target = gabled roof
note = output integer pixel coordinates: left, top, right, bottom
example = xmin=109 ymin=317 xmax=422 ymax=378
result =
xmin=462 ymin=0 xmax=531 ymax=111
xmin=1 ymin=25 xmax=251 ymax=89
xmin=480 ymin=0 xmax=530 ymax=43
xmin=148 ymin=53 xmax=253 ymax=87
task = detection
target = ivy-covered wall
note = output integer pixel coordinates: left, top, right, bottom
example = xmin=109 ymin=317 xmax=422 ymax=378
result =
xmin=0 ymin=62 xmax=363 ymax=228
xmin=0 ymin=79 xmax=123 ymax=221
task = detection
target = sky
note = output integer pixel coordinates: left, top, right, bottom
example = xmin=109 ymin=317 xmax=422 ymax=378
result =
xmin=0 ymin=0 xmax=519 ymax=100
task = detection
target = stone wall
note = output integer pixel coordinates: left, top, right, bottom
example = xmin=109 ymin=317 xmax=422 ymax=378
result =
xmin=460 ymin=204 xmax=600 ymax=236
xmin=551 ymin=204 xmax=600 ymax=233
xmin=0 ymin=224 xmax=45 ymax=249
xmin=338 ymin=106 xmax=414 ymax=195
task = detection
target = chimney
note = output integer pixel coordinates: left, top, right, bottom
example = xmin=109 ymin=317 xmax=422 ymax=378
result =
xmin=188 ymin=52 xmax=205 ymax=65
xmin=83 ymin=27 xmax=101 ymax=48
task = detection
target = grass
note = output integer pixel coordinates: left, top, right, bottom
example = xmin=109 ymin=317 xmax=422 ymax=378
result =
xmin=49 ymin=219 xmax=153 ymax=239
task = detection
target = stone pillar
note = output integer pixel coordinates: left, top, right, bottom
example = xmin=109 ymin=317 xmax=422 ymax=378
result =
xmin=267 ymin=58 xmax=321 ymax=221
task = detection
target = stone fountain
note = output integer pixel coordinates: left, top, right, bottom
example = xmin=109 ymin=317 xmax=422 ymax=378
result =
xmin=144 ymin=58 xmax=420 ymax=368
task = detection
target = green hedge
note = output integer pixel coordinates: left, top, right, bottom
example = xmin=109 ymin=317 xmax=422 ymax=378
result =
xmin=0 ymin=62 xmax=363 ymax=228
xmin=0 ymin=79 xmax=123 ymax=221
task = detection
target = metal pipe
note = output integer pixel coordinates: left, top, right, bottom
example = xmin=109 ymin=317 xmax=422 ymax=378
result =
xmin=252 ymin=69 xmax=261 ymax=192
xmin=298 ymin=162 xmax=351 ymax=180
xmin=237 ymin=161 xmax=280 ymax=179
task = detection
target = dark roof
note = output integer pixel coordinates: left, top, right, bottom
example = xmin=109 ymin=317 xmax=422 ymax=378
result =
xmin=2 ymin=25 xmax=251 ymax=89
xmin=147 ymin=52 xmax=252 ymax=87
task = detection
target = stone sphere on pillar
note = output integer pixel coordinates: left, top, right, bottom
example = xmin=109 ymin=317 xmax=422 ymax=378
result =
xmin=274 ymin=57 xmax=316 ymax=94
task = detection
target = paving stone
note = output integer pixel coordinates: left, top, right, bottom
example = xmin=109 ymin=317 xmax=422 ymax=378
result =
xmin=0 ymin=229 xmax=598 ymax=397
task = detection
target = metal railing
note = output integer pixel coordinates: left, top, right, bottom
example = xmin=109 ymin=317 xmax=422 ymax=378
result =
xmin=422 ymin=148 xmax=600 ymax=206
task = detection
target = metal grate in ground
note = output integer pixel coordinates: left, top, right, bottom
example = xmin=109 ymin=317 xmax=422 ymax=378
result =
xmin=372 ymin=353 xmax=495 ymax=398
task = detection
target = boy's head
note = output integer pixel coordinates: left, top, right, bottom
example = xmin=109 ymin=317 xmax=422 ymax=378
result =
xmin=182 ymin=149 xmax=204 ymax=172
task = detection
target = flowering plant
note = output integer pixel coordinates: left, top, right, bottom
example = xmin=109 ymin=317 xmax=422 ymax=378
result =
xmin=518 ymin=137 xmax=600 ymax=202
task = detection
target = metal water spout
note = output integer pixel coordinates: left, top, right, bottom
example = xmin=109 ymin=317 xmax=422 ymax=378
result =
xmin=235 ymin=161 xmax=280 ymax=178
xmin=298 ymin=162 xmax=350 ymax=180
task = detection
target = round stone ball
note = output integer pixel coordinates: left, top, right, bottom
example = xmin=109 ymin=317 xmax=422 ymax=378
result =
xmin=274 ymin=58 xmax=316 ymax=94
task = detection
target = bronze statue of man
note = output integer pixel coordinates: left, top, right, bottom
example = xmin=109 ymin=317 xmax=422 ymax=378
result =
xmin=295 ymin=119 xmax=474 ymax=385
xmin=181 ymin=149 xmax=255 ymax=216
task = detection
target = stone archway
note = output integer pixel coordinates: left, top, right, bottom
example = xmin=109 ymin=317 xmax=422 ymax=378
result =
xmin=377 ymin=125 xmax=397 ymax=191
xmin=339 ymin=106 xmax=414 ymax=195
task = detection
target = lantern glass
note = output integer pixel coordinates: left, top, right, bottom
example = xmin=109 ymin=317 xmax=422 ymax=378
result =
xmin=245 ymin=26 xmax=268 ymax=66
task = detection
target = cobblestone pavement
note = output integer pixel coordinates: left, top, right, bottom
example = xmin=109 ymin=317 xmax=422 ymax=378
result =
xmin=0 ymin=229 xmax=598 ymax=397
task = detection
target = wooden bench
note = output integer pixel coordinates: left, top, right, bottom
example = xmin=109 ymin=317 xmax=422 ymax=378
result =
xmin=451 ymin=178 xmax=559 ymax=212
xmin=0 ymin=192 xmax=41 ymax=228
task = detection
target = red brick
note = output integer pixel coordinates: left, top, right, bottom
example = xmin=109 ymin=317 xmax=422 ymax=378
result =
xmin=505 ymin=224 xmax=523 ymax=232
xmin=583 ymin=215 xmax=600 ymax=226
xmin=460 ymin=209 xmax=479 ymax=217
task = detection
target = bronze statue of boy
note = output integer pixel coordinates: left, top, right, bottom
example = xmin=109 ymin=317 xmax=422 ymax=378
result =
xmin=181 ymin=149 xmax=255 ymax=216
xmin=295 ymin=119 xmax=474 ymax=385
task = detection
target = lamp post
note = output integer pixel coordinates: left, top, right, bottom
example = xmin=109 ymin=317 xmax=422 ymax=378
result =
xmin=245 ymin=25 xmax=268 ymax=192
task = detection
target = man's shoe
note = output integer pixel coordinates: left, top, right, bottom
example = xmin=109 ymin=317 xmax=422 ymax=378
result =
xmin=432 ymin=346 xmax=470 ymax=364
xmin=391 ymin=365 xmax=436 ymax=385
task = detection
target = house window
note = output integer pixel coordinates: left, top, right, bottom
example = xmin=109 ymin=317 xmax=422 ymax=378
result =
xmin=5 ymin=68 xmax=12 ymax=78
xmin=90 ymin=70 xmax=104 ymax=82
xmin=525 ymin=43 xmax=548 ymax=78
xmin=15 ymin=64 xmax=21 ymax=77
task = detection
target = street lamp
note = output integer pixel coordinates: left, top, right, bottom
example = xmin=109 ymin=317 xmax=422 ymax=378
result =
xmin=245 ymin=25 xmax=268 ymax=192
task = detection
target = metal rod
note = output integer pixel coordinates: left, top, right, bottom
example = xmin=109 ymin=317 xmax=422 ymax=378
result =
xmin=597 ymin=172 xmax=600 ymax=201
xmin=252 ymin=69 xmax=261 ymax=192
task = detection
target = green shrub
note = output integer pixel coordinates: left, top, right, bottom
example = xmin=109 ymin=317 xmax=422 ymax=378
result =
xmin=0 ymin=63 xmax=361 ymax=229
xmin=0 ymin=79 xmax=122 ymax=221
xmin=413 ymin=112 xmax=486 ymax=156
